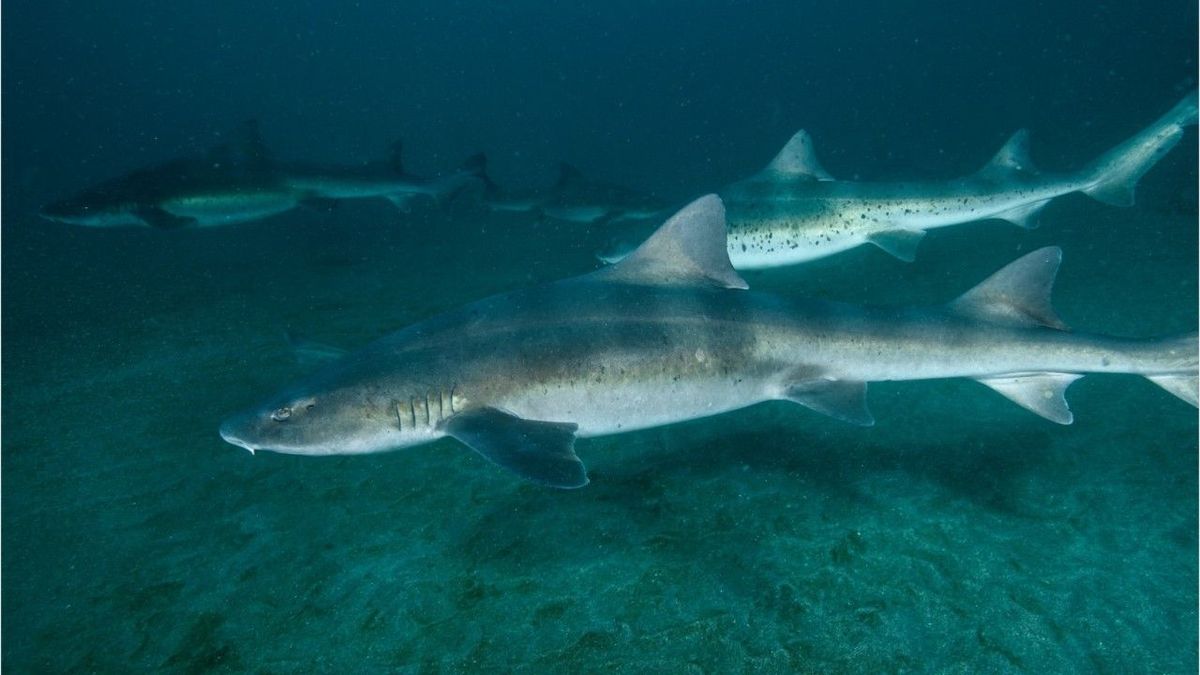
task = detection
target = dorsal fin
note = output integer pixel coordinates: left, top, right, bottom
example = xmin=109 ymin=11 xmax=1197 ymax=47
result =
xmin=389 ymin=140 xmax=405 ymax=174
xmin=555 ymin=163 xmax=586 ymax=190
xmin=591 ymin=195 xmax=748 ymax=289
xmin=234 ymin=119 xmax=271 ymax=171
xmin=206 ymin=119 xmax=271 ymax=172
xmin=949 ymin=246 xmax=1067 ymax=329
xmin=977 ymin=129 xmax=1037 ymax=179
xmin=763 ymin=130 xmax=834 ymax=181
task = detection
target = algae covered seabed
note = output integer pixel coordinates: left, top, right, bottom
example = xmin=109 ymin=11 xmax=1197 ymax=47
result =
xmin=3 ymin=176 xmax=1196 ymax=672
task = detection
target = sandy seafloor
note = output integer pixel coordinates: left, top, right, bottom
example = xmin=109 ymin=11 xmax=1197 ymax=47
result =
xmin=3 ymin=166 xmax=1197 ymax=671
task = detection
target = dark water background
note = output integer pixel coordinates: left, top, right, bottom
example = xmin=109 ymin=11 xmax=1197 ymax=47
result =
xmin=4 ymin=1 xmax=1197 ymax=672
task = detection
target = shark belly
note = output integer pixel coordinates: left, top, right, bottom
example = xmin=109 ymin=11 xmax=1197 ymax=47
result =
xmin=542 ymin=205 xmax=610 ymax=223
xmin=164 ymin=192 xmax=299 ymax=226
xmin=286 ymin=177 xmax=421 ymax=200
xmin=724 ymin=197 xmax=873 ymax=268
xmin=498 ymin=369 xmax=770 ymax=438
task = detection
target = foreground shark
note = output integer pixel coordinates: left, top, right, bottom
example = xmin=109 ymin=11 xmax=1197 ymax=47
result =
xmin=279 ymin=141 xmax=487 ymax=212
xmin=220 ymin=196 xmax=1196 ymax=488
xmin=600 ymin=92 xmax=1198 ymax=267
xmin=481 ymin=161 xmax=667 ymax=224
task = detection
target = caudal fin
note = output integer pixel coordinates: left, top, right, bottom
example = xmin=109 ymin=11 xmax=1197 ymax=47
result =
xmin=427 ymin=153 xmax=488 ymax=206
xmin=1082 ymin=91 xmax=1198 ymax=206
xmin=1145 ymin=332 xmax=1199 ymax=407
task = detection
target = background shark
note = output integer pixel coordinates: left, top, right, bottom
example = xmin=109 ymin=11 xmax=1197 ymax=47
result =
xmin=38 ymin=121 xmax=306 ymax=229
xmin=600 ymin=91 xmax=1198 ymax=267
xmin=220 ymin=195 xmax=1197 ymax=489
xmin=481 ymin=161 xmax=668 ymax=224
xmin=39 ymin=161 xmax=307 ymax=229
xmin=278 ymin=141 xmax=487 ymax=212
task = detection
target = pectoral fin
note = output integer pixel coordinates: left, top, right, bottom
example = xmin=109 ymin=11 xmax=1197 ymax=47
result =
xmin=867 ymin=228 xmax=926 ymax=262
xmin=783 ymin=379 xmax=874 ymax=426
xmin=975 ymin=372 xmax=1082 ymax=424
xmin=444 ymin=407 xmax=587 ymax=488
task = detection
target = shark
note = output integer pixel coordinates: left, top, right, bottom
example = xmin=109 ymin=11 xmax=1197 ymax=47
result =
xmin=219 ymin=195 xmax=1196 ymax=488
xmin=39 ymin=121 xmax=309 ymax=229
xmin=39 ymin=159 xmax=305 ymax=229
xmin=480 ymin=161 xmax=667 ymax=224
xmin=39 ymin=124 xmax=487 ymax=228
xmin=599 ymin=91 xmax=1198 ymax=268
xmin=278 ymin=141 xmax=487 ymax=212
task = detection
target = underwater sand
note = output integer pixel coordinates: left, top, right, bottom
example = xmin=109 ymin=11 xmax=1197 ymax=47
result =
xmin=3 ymin=189 xmax=1197 ymax=671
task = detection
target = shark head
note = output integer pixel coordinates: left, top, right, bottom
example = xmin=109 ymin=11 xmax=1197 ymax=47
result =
xmin=219 ymin=357 xmax=435 ymax=456
xmin=39 ymin=189 xmax=141 ymax=227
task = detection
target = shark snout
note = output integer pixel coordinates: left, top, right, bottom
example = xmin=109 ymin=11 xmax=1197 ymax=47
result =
xmin=219 ymin=414 xmax=259 ymax=455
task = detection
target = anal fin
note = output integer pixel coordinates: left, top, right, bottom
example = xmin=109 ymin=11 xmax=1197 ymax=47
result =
xmin=1146 ymin=374 xmax=1199 ymax=407
xmin=867 ymin=229 xmax=926 ymax=262
xmin=975 ymin=372 xmax=1082 ymax=424
xmin=443 ymin=407 xmax=587 ymax=489
xmin=783 ymin=379 xmax=874 ymax=426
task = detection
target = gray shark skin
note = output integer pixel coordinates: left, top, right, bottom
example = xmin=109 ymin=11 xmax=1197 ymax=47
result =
xmin=481 ymin=161 xmax=668 ymax=224
xmin=279 ymin=142 xmax=487 ymax=212
xmin=39 ymin=157 xmax=305 ymax=229
xmin=220 ymin=195 xmax=1197 ymax=488
xmin=601 ymin=91 xmax=1198 ymax=268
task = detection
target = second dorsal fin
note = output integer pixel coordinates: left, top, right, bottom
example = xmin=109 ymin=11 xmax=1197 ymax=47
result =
xmin=977 ymin=129 xmax=1038 ymax=180
xmin=949 ymin=246 xmax=1067 ymax=330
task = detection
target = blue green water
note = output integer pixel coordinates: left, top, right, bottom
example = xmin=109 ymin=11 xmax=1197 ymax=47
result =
xmin=4 ymin=1 xmax=1198 ymax=672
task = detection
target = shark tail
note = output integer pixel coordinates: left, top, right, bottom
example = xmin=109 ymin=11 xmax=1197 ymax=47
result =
xmin=1082 ymin=91 xmax=1198 ymax=206
xmin=945 ymin=248 xmax=1197 ymax=422
xmin=1144 ymin=333 xmax=1199 ymax=407
xmin=427 ymin=153 xmax=488 ymax=206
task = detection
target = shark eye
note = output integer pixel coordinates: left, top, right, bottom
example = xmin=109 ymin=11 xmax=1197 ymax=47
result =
xmin=271 ymin=407 xmax=292 ymax=422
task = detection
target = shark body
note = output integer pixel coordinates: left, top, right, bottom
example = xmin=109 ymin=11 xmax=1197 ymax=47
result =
xmin=481 ymin=162 xmax=667 ymax=224
xmin=39 ymin=157 xmax=305 ymax=229
xmin=601 ymin=92 xmax=1198 ymax=267
xmin=220 ymin=196 xmax=1196 ymax=488
xmin=278 ymin=142 xmax=486 ymax=212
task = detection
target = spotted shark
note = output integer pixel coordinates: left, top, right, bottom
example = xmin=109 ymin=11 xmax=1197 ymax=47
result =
xmin=219 ymin=195 xmax=1196 ymax=488
xmin=600 ymin=91 xmax=1198 ymax=268
xmin=481 ymin=161 xmax=667 ymax=224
